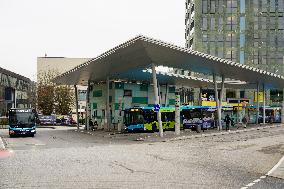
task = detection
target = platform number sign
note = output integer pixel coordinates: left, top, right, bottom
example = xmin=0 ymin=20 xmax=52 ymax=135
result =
xmin=154 ymin=104 xmax=160 ymax=112
xmin=175 ymin=95 xmax=180 ymax=107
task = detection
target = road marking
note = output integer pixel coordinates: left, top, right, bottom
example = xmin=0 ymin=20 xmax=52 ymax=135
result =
xmin=267 ymin=155 xmax=284 ymax=176
xmin=246 ymin=183 xmax=255 ymax=187
xmin=0 ymin=137 xmax=5 ymax=150
xmin=240 ymin=155 xmax=284 ymax=189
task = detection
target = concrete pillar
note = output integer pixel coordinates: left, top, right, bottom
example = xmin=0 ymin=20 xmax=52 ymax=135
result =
xmin=219 ymin=76 xmax=225 ymax=130
xmin=213 ymin=74 xmax=222 ymax=130
xmin=165 ymin=84 xmax=168 ymax=107
xmin=256 ymin=83 xmax=260 ymax=124
xmin=281 ymin=89 xmax=284 ymax=124
xmin=85 ymin=82 xmax=90 ymax=130
xmin=263 ymin=84 xmax=266 ymax=125
xmin=106 ymin=77 xmax=111 ymax=130
xmin=117 ymin=97 xmax=123 ymax=132
xmin=175 ymin=91 xmax=180 ymax=135
xmin=74 ymin=85 xmax=79 ymax=130
xmin=199 ymin=87 xmax=202 ymax=106
xmin=152 ymin=64 xmax=163 ymax=137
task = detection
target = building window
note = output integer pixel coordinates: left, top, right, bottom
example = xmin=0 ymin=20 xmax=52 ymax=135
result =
xmin=210 ymin=17 xmax=215 ymax=30
xmin=210 ymin=0 xmax=216 ymax=13
xmin=202 ymin=0 xmax=208 ymax=13
xmin=270 ymin=0 xmax=276 ymax=12
xmin=262 ymin=0 xmax=268 ymax=12
xmin=240 ymin=91 xmax=245 ymax=98
xmin=279 ymin=0 xmax=284 ymax=12
xmin=124 ymin=90 xmax=132 ymax=97
xmin=202 ymin=17 xmax=208 ymax=30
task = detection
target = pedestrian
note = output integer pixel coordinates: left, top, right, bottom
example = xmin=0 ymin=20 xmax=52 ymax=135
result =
xmin=242 ymin=116 xmax=248 ymax=128
xmin=224 ymin=114 xmax=231 ymax=131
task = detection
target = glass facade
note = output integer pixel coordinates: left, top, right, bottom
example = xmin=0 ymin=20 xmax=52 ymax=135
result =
xmin=186 ymin=0 xmax=284 ymax=74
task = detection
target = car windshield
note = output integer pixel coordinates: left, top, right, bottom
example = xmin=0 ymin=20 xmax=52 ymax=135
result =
xmin=9 ymin=112 xmax=35 ymax=127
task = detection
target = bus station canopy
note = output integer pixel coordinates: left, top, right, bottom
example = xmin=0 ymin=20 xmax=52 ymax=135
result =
xmin=54 ymin=35 xmax=284 ymax=89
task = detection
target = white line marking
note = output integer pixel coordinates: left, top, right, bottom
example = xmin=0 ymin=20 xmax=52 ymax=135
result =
xmin=240 ymin=187 xmax=248 ymax=189
xmin=260 ymin=176 xmax=266 ymax=179
xmin=253 ymin=179 xmax=261 ymax=183
xmin=0 ymin=137 xmax=5 ymax=149
xmin=267 ymin=156 xmax=284 ymax=176
xmin=246 ymin=183 xmax=255 ymax=187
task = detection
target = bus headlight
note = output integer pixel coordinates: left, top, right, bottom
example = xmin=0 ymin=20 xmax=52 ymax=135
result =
xmin=31 ymin=130 xmax=35 ymax=132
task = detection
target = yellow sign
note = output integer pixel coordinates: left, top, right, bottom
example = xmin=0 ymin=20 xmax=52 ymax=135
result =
xmin=202 ymin=101 xmax=228 ymax=107
xmin=254 ymin=92 xmax=264 ymax=102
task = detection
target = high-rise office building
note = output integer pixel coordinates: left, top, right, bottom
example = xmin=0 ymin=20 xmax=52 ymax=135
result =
xmin=186 ymin=0 xmax=284 ymax=74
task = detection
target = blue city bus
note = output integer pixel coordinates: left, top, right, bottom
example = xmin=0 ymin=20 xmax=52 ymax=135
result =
xmin=8 ymin=108 xmax=38 ymax=137
xmin=181 ymin=106 xmax=216 ymax=130
xmin=124 ymin=106 xmax=176 ymax=132
xmin=124 ymin=105 xmax=217 ymax=132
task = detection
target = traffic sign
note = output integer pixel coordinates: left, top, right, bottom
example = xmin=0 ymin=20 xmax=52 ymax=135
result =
xmin=154 ymin=104 xmax=160 ymax=112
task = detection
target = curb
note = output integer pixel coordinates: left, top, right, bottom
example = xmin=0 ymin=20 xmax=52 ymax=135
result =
xmin=169 ymin=124 xmax=282 ymax=142
xmin=73 ymin=124 xmax=283 ymax=143
xmin=0 ymin=137 xmax=6 ymax=150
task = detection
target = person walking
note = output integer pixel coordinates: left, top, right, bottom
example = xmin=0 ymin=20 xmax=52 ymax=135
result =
xmin=224 ymin=114 xmax=231 ymax=131
xmin=242 ymin=116 xmax=248 ymax=128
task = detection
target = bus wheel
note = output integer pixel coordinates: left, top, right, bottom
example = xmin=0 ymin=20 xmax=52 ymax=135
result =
xmin=30 ymin=134 xmax=34 ymax=137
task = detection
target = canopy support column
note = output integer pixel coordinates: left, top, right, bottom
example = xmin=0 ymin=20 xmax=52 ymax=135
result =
xmin=256 ymin=82 xmax=260 ymax=124
xmin=165 ymin=84 xmax=168 ymax=106
xmin=152 ymin=63 xmax=163 ymax=137
xmin=106 ymin=77 xmax=111 ymax=130
xmin=74 ymin=85 xmax=79 ymax=130
xmin=263 ymin=84 xmax=266 ymax=125
xmin=85 ymin=81 xmax=90 ymax=130
xmin=175 ymin=90 xmax=180 ymax=135
xmin=213 ymin=74 xmax=221 ymax=130
xmin=282 ymin=89 xmax=284 ymax=124
xmin=219 ymin=76 xmax=225 ymax=131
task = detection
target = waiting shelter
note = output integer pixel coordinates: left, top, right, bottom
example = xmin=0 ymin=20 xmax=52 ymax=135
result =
xmin=54 ymin=35 xmax=284 ymax=137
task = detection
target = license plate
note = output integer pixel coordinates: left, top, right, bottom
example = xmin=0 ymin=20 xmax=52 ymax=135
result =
xmin=22 ymin=132 xmax=26 ymax=134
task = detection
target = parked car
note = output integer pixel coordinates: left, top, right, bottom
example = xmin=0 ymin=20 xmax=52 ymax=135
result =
xmin=39 ymin=115 xmax=56 ymax=125
xmin=56 ymin=115 xmax=76 ymax=126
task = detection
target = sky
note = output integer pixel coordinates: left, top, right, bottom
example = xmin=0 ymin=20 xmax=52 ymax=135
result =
xmin=0 ymin=0 xmax=185 ymax=81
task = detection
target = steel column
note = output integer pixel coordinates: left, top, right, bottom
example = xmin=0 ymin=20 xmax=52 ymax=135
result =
xmin=219 ymin=76 xmax=225 ymax=130
xmin=175 ymin=91 xmax=180 ymax=135
xmin=152 ymin=64 xmax=163 ymax=137
xmin=106 ymin=77 xmax=110 ymax=130
xmin=282 ymin=89 xmax=284 ymax=124
xmin=74 ymin=85 xmax=79 ymax=130
xmin=213 ymin=74 xmax=221 ymax=130
xmin=263 ymin=84 xmax=266 ymax=124
xmin=256 ymin=82 xmax=260 ymax=124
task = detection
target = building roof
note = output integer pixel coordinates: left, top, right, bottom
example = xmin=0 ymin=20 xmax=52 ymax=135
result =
xmin=0 ymin=67 xmax=31 ymax=83
xmin=53 ymin=35 xmax=284 ymax=89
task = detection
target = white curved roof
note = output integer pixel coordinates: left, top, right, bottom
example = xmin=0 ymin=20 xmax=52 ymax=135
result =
xmin=54 ymin=35 xmax=284 ymax=89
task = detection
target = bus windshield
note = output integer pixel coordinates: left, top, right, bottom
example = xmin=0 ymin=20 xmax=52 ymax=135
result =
xmin=125 ymin=111 xmax=145 ymax=125
xmin=9 ymin=111 xmax=36 ymax=128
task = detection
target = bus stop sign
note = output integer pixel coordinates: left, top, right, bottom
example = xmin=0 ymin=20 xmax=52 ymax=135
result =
xmin=154 ymin=104 xmax=160 ymax=112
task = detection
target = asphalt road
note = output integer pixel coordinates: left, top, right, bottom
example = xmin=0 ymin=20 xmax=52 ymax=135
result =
xmin=0 ymin=126 xmax=284 ymax=189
